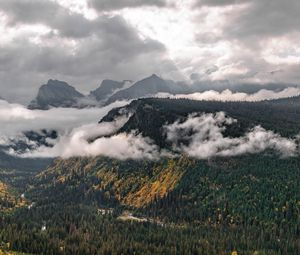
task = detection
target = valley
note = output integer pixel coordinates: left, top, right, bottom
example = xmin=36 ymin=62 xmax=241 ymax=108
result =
xmin=1 ymin=1 xmax=300 ymax=254
xmin=0 ymin=154 xmax=299 ymax=254
xmin=0 ymin=97 xmax=299 ymax=254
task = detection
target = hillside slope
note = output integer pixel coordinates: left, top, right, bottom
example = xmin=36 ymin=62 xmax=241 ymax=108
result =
xmin=3 ymin=154 xmax=297 ymax=254
xmin=1 ymin=97 xmax=300 ymax=254
xmin=101 ymin=97 xmax=300 ymax=149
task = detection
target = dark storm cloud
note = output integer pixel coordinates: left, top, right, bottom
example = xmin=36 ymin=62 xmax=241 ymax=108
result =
xmin=88 ymin=0 xmax=168 ymax=11
xmin=227 ymin=0 xmax=300 ymax=39
xmin=0 ymin=0 xmax=299 ymax=103
xmin=191 ymin=0 xmax=300 ymax=84
xmin=0 ymin=0 xmax=96 ymax=38
xmin=195 ymin=0 xmax=300 ymax=38
xmin=0 ymin=0 xmax=58 ymax=23
xmin=194 ymin=0 xmax=247 ymax=7
xmin=0 ymin=0 xmax=177 ymax=103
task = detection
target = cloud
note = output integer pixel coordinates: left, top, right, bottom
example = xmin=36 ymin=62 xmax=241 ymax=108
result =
xmin=157 ymin=87 xmax=300 ymax=102
xmin=0 ymin=0 xmax=177 ymax=103
xmin=4 ymin=101 xmax=299 ymax=160
xmin=0 ymin=98 xmax=159 ymax=160
xmin=17 ymin=129 xmax=159 ymax=160
xmin=188 ymin=0 xmax=300 ymax=84
xmin=0 ymin=0 xmax=95 ymax=38
xmin=165 ymin=112 xmax=298 ymax=158
xmin=194 ymin=0 xmax=300 ymax=39
xmin=0 ymin=98 xmax=129 ymax=137
xmin=194 ymin=0 xmax=248 ymax=7
xmin=10 ymin=116 xmax=159 ymax=160
xmin=0 ymin=0 xmax=300 ymax=105
xmin=88 ymin=0 xmax=169 ymax=11
xmin=223 ymin=0 xmax=300 ymax=39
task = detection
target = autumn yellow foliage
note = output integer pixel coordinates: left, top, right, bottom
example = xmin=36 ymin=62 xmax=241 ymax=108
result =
xmin=0 ymin=181 xmax=27 ymax=212
xmin=123 ymin=159 xmax=185 ymax=207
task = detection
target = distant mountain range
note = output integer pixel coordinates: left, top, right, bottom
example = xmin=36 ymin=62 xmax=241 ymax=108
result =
xmin=105 ymin=74 xmax=183 ymax=104
xmin=27 ymin=75 xmax=300 ymax=110
xmin=28 ymin=74 xmax=178 ymax=109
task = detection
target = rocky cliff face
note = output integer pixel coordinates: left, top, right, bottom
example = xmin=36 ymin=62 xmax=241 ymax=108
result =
xmin=105 ymin=74 xmax=176 ymax=104
xmin=90 ymin=79 xmax=128 ymax=102
xmin=28 ymin=79 xmax=84 ymax=109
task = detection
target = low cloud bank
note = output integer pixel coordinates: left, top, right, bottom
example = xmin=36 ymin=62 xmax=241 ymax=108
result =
xmin=165 ymin=112 xmax=298 ymax=158
xmin=14 ymin=117 xmax=159 ymax=160
xmin=157 ymin=87 xmax=300 ymax=102
xmin=1 ymin=99 xmax=299 ymax=160
xmin=10 ymin=111 xmax=299 ymax=160
xmin=0 ymin=99 xmax=129 ymax=139
xmin=0 ymin=99 xmax=159 ymax=160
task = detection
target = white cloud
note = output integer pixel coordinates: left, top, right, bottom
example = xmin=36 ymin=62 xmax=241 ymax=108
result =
xmin=19 ymin=130 xmax=159 ymax=160
xmin=0 ymin=98 xmax=159 ymax=160
xmin=11 ymin=120 xmax=159 ymax=160
xmin=0 ymin=98 xmax=129 ymax=137
xmin=1 ymin=0 xmax=300 ymax=103
xmin=165 ymin=112 xmax=298 ymax=158
xmin=157 ymin=87 xmax=300 ymax=102
xmin=4 ymin=103 xmax=299 ymax=160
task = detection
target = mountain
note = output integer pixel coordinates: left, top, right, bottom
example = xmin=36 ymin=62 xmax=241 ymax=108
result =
xmin=105 ymin=74 xmax=180 ymax=104
xmin=89 ymin=80 xmax=129 ymax=102
xmin=269 ymin=95 xmax=300 ymax=106
xmin=28 ymin=79 xmax=84 ymax=110
xmin=1 ymin=97 xmax=300 ymax=254
xmin=26 ymin=76 xmax=300 ymax=110
xmin=0 ymin=147 xmax=52 ymax=172
xmin=101 ymin=97 xmax=300 ymax=148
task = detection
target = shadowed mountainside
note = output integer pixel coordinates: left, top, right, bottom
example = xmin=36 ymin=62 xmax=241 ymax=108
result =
xmin=28 ymin=79 xmax=84 ymax=110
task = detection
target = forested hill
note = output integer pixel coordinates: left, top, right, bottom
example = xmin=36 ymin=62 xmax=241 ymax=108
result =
xmin=101 ymin=97 xmax=300 ymax=148
xmin=1 ymin=96 xmax=300 ymax=254
xmin=1 ymin=155 xmax=299 ymax=254
xmin=269 ymin=95 xmax=300 ymax=106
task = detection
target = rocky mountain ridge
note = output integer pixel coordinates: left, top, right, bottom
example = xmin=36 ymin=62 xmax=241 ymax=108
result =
xmin=27 ymin=75 xmax=300 ymax=110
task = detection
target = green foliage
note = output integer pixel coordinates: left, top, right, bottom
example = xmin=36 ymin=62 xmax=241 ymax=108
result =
xmin=1 ymin=97 xmax=300 ymax=254
xmin=103 ymin=98 xmax=300 ymax=148
xmin=0 ymin=155 xmax=299 ymax=254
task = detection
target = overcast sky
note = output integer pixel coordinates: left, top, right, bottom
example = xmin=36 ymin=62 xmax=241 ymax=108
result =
xmin=0 ymin=0 xmax=300 ymax=103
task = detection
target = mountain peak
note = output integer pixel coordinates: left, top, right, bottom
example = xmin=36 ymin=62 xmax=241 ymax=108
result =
xmin=150 ymin=74 xmax=160 ymax=78
xmin=90 ymin=79 xmax=127 ymax=102
xmin=44 ymin=79 xmax=74 ymax=88
xmin=105 ymin=75 xmax=171 ymax=104
xmin=145 ymin=74 xmax=163 ymax=82
xmin=47 ymin=79 xmax=62 ymax=85
xmin=28 ymin=79 xmax=84 ymax=110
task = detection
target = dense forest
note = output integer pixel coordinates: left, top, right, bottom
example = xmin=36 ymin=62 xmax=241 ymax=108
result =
xmin=0 ymin=98 xmax=300 ymax=254
xmin=0 ymin=155 xmax=299 ymax=254
xmin=102 ymin=97 xmax=300 ymax=148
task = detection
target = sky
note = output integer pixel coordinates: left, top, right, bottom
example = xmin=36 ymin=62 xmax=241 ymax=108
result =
xmin=0 ymin=0 xmax=300 ymax=103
